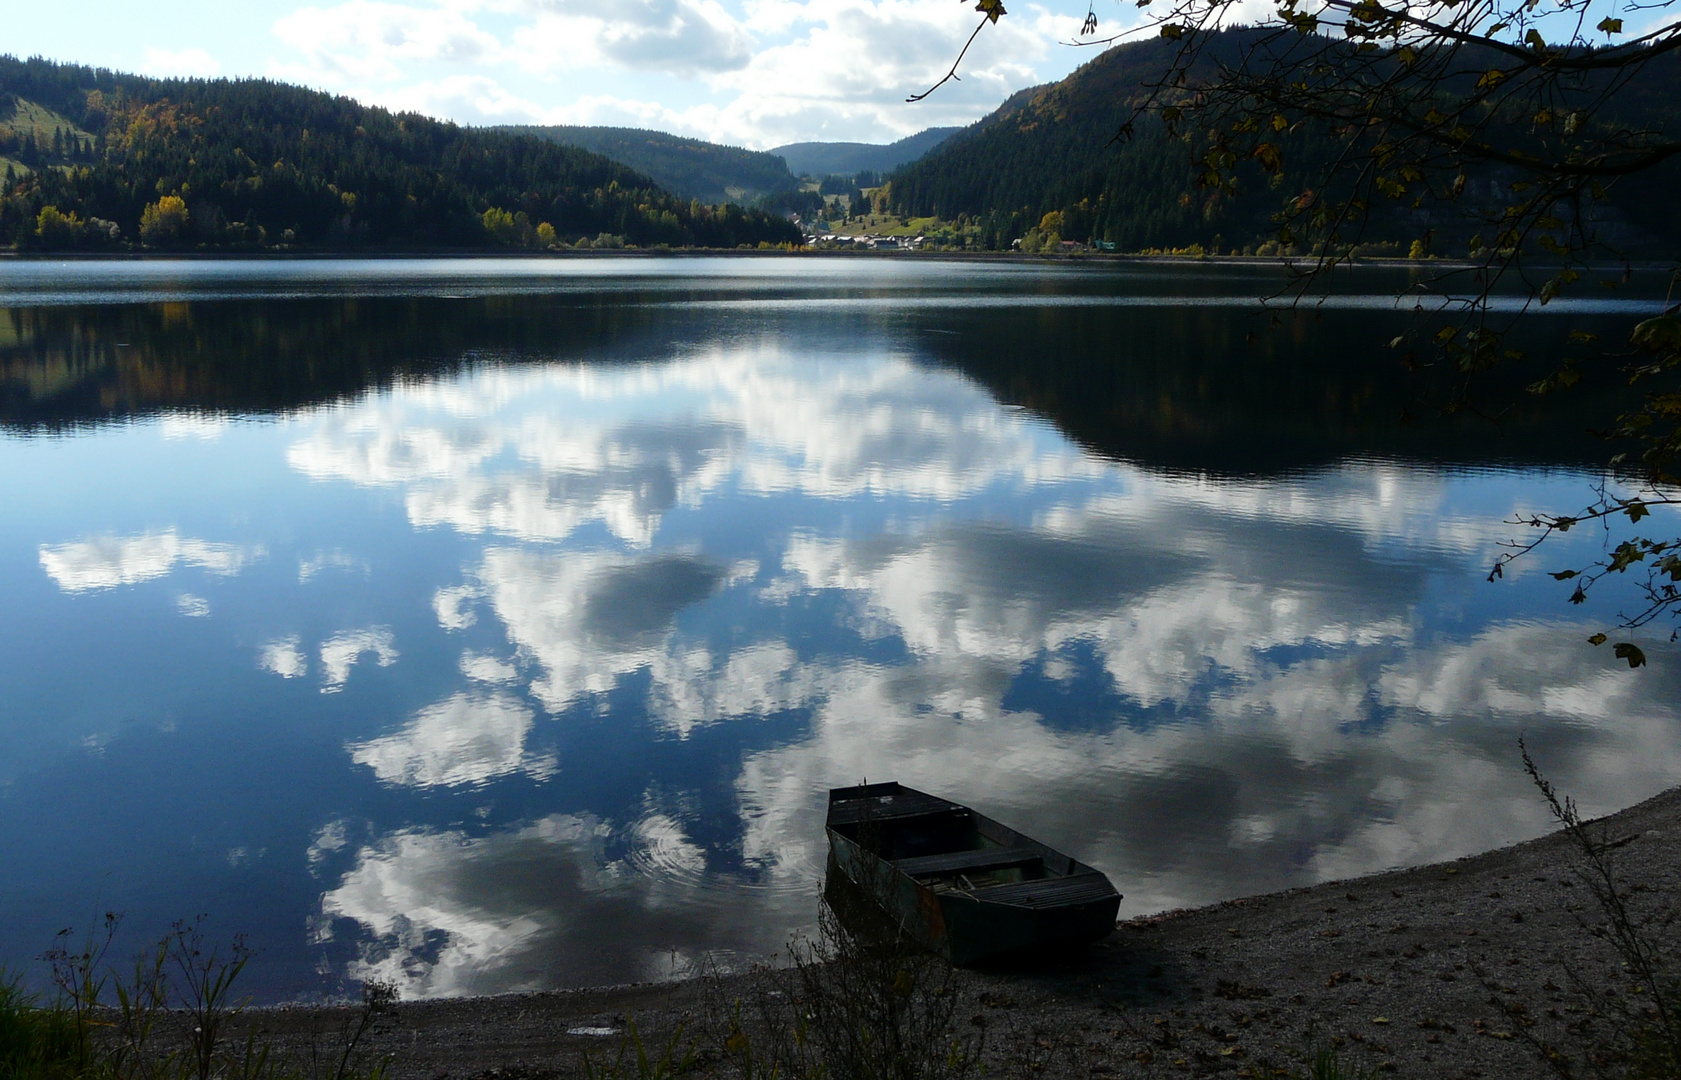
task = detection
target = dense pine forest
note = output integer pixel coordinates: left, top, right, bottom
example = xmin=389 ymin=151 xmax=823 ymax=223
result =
xmin=769 ymin=128 xmax=960 ymax=179
xmin=887 ymin=30 xmax=1681 ymax=253
xmin=501 ymin=125 xmax=799 ymax=206
xmin=0 ymin=56 xmax=800 ymax=252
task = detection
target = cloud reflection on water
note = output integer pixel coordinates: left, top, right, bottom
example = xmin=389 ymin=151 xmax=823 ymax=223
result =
xmin=317 ymin=810 xmax=804 ymax=998
xmin=38 ymin=530 xmax=262 ymax=592
xmin=281 ymin=342 xmax=1681 ymax=998
xmin=350 ymin=691 xmax=553 ymax=788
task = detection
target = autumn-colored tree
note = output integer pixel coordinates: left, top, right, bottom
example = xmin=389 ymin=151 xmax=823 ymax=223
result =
xmin=35 ymin=205 xmax=84 ymax=246
xmin=139 ymin=196 xmax=189 ymax=246
xmin=482 ymin=207 xmax=521 ymax=246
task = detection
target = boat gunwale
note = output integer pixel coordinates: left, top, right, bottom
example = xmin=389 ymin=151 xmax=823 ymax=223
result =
xmin=825 ymin=783 xmax=1120 ymax=913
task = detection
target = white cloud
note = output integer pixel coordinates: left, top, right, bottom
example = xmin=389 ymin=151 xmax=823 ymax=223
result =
xmin=352 ymin=74 xmax=560 ymax=123
xmin=349 ymin=690 xmax=553 ymax=786
xmin=176 ymin=593 xmax=211 ymax=617
xmin=319 ymin=808 xmax=799 ymax=997
xmin=259 ymin=635 xmax=309 ymax=679
xmin=697 ymin=0 xmax=1054 ymax=145
xmin=258 ymin=0 xmax=1097 ymax=146
xmin=140 ymin=47 xmax=223 ymax=78
xmin=320 ymin=626 xmax=400 ymax=692
xmin=159 ymin=414 xmax=230 ymax=439
xmin=39 ymin=530 xmax=261 ymax=592
xmin=286 ymin=354 xmax=1103 ymax=553
xmin=273 ymin=1 xmax=502 ymax=83
xmin=469 ymin=546 xmax=728 ymax=713
xmin=513 ymin=0 xmax=755 ymax=75
xmin=299 ymin=550 xmax=370 ymax=582
xmin=460 ymin=649 xmax=520 ymax=683
xmin=434 ymin=583 xmax=484 ymax=629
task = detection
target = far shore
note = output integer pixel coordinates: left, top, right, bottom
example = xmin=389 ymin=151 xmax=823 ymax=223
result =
xmin=5 ymin=247 xmax=1676 ymax=274
xmin=234 ymin=782 xmax=1681 ymax=1079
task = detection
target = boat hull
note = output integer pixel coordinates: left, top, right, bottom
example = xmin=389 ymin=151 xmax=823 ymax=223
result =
xmin=825 ymin=785 xmax=1120 ymax=965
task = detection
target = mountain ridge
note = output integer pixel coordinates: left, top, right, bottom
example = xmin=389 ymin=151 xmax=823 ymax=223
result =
xmin=771 ymin=128 xmax=961 ymax=178
xmin=888 ymin=30 xmax=1681 ymax=252
xmin=0 ymin=56 xmax=799 ymax=251
xmin=498 ymin=125 xmax=799 ymax=204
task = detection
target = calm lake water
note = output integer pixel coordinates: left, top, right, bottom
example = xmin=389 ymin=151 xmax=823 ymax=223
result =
xmin=2 ymin=256 xmax=1678 ymax=1001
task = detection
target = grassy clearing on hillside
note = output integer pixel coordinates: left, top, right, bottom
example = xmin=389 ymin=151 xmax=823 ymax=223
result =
xmin=0 ymin=99 xmax=93 ymax=143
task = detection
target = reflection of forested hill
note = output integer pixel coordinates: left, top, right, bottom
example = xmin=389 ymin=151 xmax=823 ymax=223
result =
xmin=0 ymin=295 xmax=1636 ymax=474
xmin=0 ymin=300 xmax=677 ymax=426
xmin=0 ymin=57 xmax=798 ymax=251
xmin=925 ymin=303 xmax=1639 ymax=474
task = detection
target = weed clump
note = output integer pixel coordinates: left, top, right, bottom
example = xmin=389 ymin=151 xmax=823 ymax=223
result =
xmin=704 ymin=873 xmax=982 ymax=1080
xmin=0 ymin=915 xmax=394 ymax=1080
xmin=1517 ymin=740 xmax=1681 ymax=1080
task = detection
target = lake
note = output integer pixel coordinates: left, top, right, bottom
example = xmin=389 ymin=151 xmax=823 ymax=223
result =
xmin=2 ymin=256 xmax=1677 ymax=1001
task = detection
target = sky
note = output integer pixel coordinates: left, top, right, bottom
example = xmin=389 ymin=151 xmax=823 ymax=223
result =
xmin=5 ymin=0 xmax=1116 ymax=150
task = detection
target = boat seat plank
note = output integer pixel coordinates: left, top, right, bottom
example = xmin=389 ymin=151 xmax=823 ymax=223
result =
xmin=828 ymin=792 xmax=963 ymax=826
xmin=893 ymin=846 xmax=1043 ymax=878
xmin=967 ymin=872 xmax=1119 ymax=908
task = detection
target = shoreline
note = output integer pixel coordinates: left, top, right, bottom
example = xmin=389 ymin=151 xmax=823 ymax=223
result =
xmin=3 ymin=248 xmax=1676 ymax=273
xmin=238 ymin=782 xmax=1681 ymax=1079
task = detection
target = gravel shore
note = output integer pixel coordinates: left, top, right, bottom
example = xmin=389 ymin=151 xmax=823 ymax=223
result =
xmin=241 ymin=783 xmax=1681 ymax=1079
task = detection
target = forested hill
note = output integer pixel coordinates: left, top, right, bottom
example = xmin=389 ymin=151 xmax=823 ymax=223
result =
xmin=770 ymin=128 xmax=960 ymax=178
xmin=501 ymin=125 xmax=798 ymax=205
xmin=0 ymin=56 xmax=800 ymax=252
xmin=888 ymin=30 xmax=1681 ymax=252
xmin=887 ymin=34 xmax=1266 ymax=249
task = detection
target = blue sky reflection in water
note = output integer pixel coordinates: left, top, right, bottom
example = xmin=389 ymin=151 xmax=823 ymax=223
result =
xmin=1 ymin=258 xmax=1679 ymax=1002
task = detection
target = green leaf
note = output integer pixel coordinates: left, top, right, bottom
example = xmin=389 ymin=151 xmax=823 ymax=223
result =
xmin=1630 ymin=316 xmax=1681 ymax=353
xmin=1550 ymin=570 xmax=1577 ymax=580
xmin=1597 ymin=16 xmax=1623 ymax=33
xmin=1160 ymin=22 xmax=1184 ymax=39
xmin=1608 ymin=541 xmax=1645 ymax=572
xmin=1626 ymin=500 xmax=1650 ymax=523
xmin=977 ymin=0 xmax=1007 ymax=22
xmin=1524 ymin=28 xmax=1546 ymax=49
xmin=1613 ymin=642 xmax=1647 ymax=668
xmin=1588 ymin=633 xmax=1608 ymax=646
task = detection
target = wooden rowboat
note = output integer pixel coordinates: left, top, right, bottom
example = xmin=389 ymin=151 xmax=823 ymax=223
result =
xmin=825 ymin=781 xmax=1121 ymax=965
